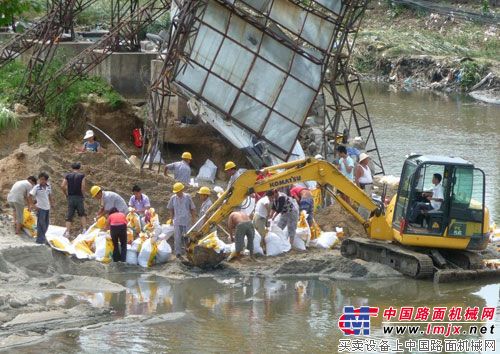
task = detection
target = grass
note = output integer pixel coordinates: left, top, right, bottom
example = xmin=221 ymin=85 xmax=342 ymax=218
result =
xmin=0 ymin=103 xmax=20 ymax=131
xmin=0 ymin=60 xmax=123 ymax=135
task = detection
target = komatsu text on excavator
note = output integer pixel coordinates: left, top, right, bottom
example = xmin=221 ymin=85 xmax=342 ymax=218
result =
xmin=186 ymin=156 xmax=496 ymax=281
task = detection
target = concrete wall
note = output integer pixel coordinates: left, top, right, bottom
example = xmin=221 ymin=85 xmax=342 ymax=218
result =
xmin=18 ymin=41 xmax=93 ymax=65
xmin=92 ymin=51 xmax=157 ymax=101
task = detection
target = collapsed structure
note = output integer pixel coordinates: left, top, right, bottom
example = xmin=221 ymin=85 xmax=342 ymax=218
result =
xmin=147 ymin=0 xmax=384 ymax=173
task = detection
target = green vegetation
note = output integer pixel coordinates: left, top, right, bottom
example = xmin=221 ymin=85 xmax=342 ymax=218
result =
xmin=459 ymin=61 xmax=488 ymax=89
xmin=0 ymin=103 xmax=20 ymax=131
xmin=0 ymin=60 xmax=123 ymax=135
xmin=0 ymin=0 xmax=42 ymax=28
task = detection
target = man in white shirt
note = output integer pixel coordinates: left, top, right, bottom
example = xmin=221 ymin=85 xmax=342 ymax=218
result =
xmin=8 ymin=176 xmax=37 ymax=234
xmin=409 ymin=173 xmax=444 ymax=224
xmin=253 ymin=195 xmax=270 ymax=238
xmin=28 ymin=172 xmax=54 ymax=244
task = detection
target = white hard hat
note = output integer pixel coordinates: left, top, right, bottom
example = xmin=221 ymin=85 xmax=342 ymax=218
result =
xmin=84 ymin=130 xmax=94 ymax=140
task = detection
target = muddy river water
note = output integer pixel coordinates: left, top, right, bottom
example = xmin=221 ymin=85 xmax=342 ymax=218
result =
xmin=16 ymin=273 xmax=500 ymax=353
xmin=364 ymin=83 xmax=500 ymax=222
xmin=7 ymin=86 xmax=500 ymax=353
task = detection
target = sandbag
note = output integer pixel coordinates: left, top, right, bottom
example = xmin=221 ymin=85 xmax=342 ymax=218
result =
xmin=310 ymin=219 xmax=322 ymax=241
xmin=269 ymin=222 xmax=291 ymax=253
xmin=47 ymin=232 xmax=75 ymax=255
xmin=292 ymin=235 xmax=307 ymax=251
xmin=72 ymin=231 xmax=99 ymax=259
xmin=265 ymin=233 xmax=286 ymax=256
xmin=161 ymin=223 xmax=174 ymax=241
xmin=240 ymin=196 xmax=255 ymax=216
xmin=296 ymin=211 xmax=311 ymax=246
xmin=197 ymin=231 xmax=227 ymax=253
xmin=246 ymin=229 xmax=264 ymax=256
xmin=138 ymin=238 xmax=158 ymax=267
xmin=126 ymin=211 xmax=141 ymax=235
xmin=22 ymin=208 xmax=37 ymax=237
xmin=94 ymin=232 xmax=114 ymax=263
xmin=126 ymin=245 xmax=138 ymax=265
xmin=156 ymin=239 xmax=172 ymax=264
xmin=197 ymin=159 xmax=217 ymax=182
xmin=310 ymin=231 xmax=338 ymax=249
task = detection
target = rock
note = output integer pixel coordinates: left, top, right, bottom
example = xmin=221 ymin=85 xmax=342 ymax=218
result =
xmin=13 ymin=104 xmax=28 ymax=115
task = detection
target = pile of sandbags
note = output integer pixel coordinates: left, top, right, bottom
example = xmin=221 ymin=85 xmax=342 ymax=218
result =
xmin=46 ymin=208 xmax=174 ymax=267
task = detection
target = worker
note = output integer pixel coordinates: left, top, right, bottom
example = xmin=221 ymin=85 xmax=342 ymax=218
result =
xmin=355 ymin=153 xmax=373 ymax=194
xmin=107 ymin=207 xmax=127 ymax=262
xmin=167 ymin=182 xmax=196 ymax=258
xmin=128 ymin=184 xmax=151 ymax=216
xmin=81 ymin=130 xmax=102 ymax=153
xmin=268 ymin=189 xmax=299 ymax=245
xmin=228 ymin=211 xmax=255 ymax=261
xmin=197 ymin=186 xmax=212 ymax=216
xmin=164 ymin=152 xmax=192 ymax=184
xmin=28 ymin=172 xmax=54 ymax=245
xmin=90 ymin=186 xmax=128 ymax=217
xmin=409 ymin=173 xmax=444 ymax=223
xmin=225 ymin=161 xmax=246 ymax=188
xmin=253 ymin=193 xmax=270 ymax=251
xmin=290 ymin=186 xmax=314 ymax=225
xmin=337 ymin=145 xmax=354 ymax=180
xmin=7 ymin=176 xmax=37 ymax=234
xmin=61 ymin=162 xmax=87 ymax=237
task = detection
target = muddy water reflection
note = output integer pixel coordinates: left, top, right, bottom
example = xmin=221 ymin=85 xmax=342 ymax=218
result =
xmin=24 ymin=275 xmax=500 ymax=353
xmin=363 ymin=84 xmax=500 ymax=222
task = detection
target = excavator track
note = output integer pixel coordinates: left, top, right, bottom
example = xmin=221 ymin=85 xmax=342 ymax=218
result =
xmin=341 ymin=237 xmax=435 ymax=279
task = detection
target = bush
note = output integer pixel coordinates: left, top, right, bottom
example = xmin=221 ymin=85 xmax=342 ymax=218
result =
xmin=459 ymin=61 xmax=487 ymax=90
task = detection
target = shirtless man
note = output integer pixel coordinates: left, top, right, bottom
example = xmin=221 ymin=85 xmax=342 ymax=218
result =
xmin=227 ymin=211 xmax=255 ymax=261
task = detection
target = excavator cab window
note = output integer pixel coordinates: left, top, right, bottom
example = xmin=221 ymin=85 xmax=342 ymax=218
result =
xmin=448 ymin=167 xmax=485 ymax=236
xmin=394 ymin=161 xmax=447 ymax=235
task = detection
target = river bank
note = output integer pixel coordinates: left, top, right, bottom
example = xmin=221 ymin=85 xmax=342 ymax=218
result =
xmin=354 ymin=2 xmax=500 ymax=103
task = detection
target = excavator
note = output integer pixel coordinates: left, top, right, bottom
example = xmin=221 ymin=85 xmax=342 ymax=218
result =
xmin=185 ymin=156 xmax=498 ymax=281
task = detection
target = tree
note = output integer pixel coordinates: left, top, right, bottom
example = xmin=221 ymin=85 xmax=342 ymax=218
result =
xmin=0 ymin=0 xmax=42 ymax=30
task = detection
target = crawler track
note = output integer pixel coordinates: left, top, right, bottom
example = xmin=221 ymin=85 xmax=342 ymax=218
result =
xmin=341 ymin=237 xmax=435 ymax=279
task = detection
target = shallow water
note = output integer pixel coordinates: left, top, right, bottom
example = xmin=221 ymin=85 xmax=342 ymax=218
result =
xmin=363 ymin=83 xmax=500 ymax=222
xmin=17 ymin=273 xmax=500 ymax=353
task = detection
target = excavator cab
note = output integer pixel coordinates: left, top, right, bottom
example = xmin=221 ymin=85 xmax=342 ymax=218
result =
xmin=391 ymin=155 xmax=489 ymax=251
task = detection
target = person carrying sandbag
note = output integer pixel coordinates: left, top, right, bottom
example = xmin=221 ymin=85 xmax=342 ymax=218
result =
xmin=7 ymin=176 xmax=37 ymax=234
xmin=107 ymin=207 xmax=127 ymax=262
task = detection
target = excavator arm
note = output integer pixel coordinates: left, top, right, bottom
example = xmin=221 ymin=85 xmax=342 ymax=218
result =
xmin=186 ymin=158 xmax=390 ymax=267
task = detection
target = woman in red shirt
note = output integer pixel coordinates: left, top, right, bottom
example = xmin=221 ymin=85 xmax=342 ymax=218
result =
xmin=107 ymin=207 xmax=128 ymax=262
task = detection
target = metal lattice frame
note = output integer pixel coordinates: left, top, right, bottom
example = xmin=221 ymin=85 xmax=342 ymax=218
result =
xmin=30 ymin=0 xmax=171 ymax=108
xmin=323 ymin=0 xmax=385 ymax=175
xmin=0 ymin=0 xmax=97 ymax=69
xmin=110 ymin=0 xmax=141 ymax=51
xmin=145 ymin=0 xmax=363 ymax=166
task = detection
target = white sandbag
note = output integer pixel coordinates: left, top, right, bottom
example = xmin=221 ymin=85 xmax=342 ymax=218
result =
xmin=161 ymin=224 xmax=174 ymax=240
xmin=137 ymin=238 xmax=158 ymax=267
xmin=270 ymin=222 xmax=291 ymax=253
xmin=240 ymin=196 xmax=255 ymax=216
xmin=197 ymin=159 xmax=217 ymax=182
xmin=223 ymin=242 xmax=234 ymax=254
xmin=72 ymin=231 xmax=98 ymax=260
xmin=292 ymin=235 xmax=307 ymax=251
xmin=246 ymin=229 xmax=264 ymax=256
xmin=46 ymin=225 xmax=67 ymax=239
xmin=126 ymin=245 xmax=138 ymax=265
xmin=94 ymin=232 xmax=114 ymax=263
xmin=46 ymin=234 xmax=75 ymax=255
xmin=311 ymin=231 xmax=338 ymax=249
xmin=156 ymin=239 xmax=172 ymax=264
xmin=266 ymin=233 xmax=286 ymax=256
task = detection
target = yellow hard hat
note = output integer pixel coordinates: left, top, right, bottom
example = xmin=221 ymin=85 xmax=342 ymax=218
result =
xmin=173 ymin=182 xmax=185 ymax=193
xmin=197 ymin=186 xmax=211 ymax=195
xmin=181 ymin=152 xmax=192 ymax=160
xmin=224 ymin=161 xmax=236 ymax=171
xmin=90 ymin=185 xmax=102 ymax=198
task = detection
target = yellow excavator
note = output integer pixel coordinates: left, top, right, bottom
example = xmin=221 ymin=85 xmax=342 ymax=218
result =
xmin=186 ymin=156 xmax=497 ymax=281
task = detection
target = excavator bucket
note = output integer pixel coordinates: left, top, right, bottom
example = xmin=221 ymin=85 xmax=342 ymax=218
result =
xmin=187 ymin=245 xmax=227 ymax=269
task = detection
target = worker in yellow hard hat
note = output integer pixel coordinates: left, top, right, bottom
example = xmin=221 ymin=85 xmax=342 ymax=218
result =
xmin=91 ymin=185 xmax=128 ymax=217
xmin=167 ymin=182 xmax=196 ymax=258
xmin=225 ymin=161 xmax=246 ymax=189
xmin=197 ymin=186 xmax=212 ymax=217
xmin=164 ymin=152 xmax=192 ymax=184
